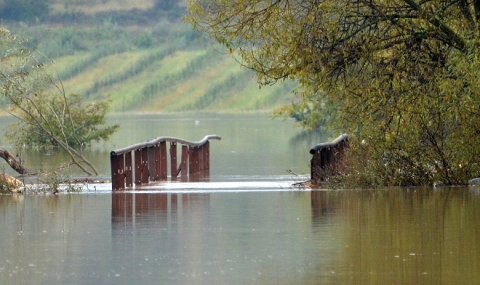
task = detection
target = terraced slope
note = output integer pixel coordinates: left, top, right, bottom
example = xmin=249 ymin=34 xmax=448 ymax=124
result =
xmin=6 ymin=0 xmax=297 ymax=113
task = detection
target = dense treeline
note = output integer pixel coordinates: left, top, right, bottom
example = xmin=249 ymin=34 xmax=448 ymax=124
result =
xmin=187 ymin=0 xmax=480 ymax=186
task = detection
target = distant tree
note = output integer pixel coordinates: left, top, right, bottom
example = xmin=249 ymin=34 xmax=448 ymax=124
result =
xmin=6 ymin=93 xmax=119 ymax=149
xmin=154 ymin=0 xmax=178 ymax=11
xmin=0 ymin=28 xmax=119 ymax=176
xmin=186 ymin=0 xmax=480 ymax=186
xmin=0 ymin=0 xmax=51 ymax=22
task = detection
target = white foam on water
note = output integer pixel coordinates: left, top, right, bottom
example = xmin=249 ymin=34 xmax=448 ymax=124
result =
xmin=135 ymin=181 xmax=300 ymax=193
xmin=76 ymin=181 xmax=309 ymax=193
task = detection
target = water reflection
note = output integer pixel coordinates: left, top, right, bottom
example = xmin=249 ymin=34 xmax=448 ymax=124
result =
xmin=107 ymin=188 xmax=480 ymax=285
xmin=109 ymin=191 xmax=320 ymax=285
xmin=311 ymin=190 xmax=337 ymax=219
xmin=111 ymin=192 xmax=210 ymax=227
xmin=1 ymin=111 xmax=480 ymax=284
xmin=310 ymin=187 xmax=480 ymax=285
xmin=0 ymin=188 xmax=479 ymax=284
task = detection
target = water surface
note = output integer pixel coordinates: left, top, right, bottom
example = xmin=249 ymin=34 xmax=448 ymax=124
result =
xmin=0 ymin=114 xmax=479 ymax=285
xmin=1 ymin=188 xmax=479 ymax=285
xmin=0 ymin=113 xmax=320 ymax=180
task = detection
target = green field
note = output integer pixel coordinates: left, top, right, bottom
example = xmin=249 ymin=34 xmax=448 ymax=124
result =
xmin=3 ymin=0 xmax=296 ymax=113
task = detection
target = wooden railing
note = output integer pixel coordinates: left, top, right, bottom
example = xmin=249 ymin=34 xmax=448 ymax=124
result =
xmin=309 ymin=134 xmax=348 ymax=183
xmin=110 ymin=135 xmax=221 ymax=190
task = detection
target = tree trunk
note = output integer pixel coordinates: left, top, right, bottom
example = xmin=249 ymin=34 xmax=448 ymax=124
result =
xmin=0 ymin=148 xmax=28 ymax=174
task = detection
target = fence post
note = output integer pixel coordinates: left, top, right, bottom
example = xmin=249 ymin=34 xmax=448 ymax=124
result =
xmin=204 ymin=141 xmax=210 ymax=172
xmin=148 ymin=146 xmax=157 ymax=181
xmin=141 ymin=148 xmax=149 ymax=184
xmin=125 ymin=152 xmax=133 ymax=187
xmin=134 ymin=149 xmax=142 ymax=185
xmin=111 ymin=154 xmax=124 ymax=190
xmin=310 ymin=151 xmax=321 ymax=183
xmin=199 ymin=144 xmax=205 ymax=172
xmin=110 ymin=135 xmax=221 ymax=189
xmin=160 ymin=141 xmax=168 ymax=180
xmin=170 ymin=142 xmax=177 ymax=180
xmin=181 ymin=145 xmax=188 ymax=180
xmin=310 ymin=134 xmax=348 ymax=184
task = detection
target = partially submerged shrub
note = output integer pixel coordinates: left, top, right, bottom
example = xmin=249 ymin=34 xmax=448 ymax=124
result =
xmin=0 ymin=173 xmax=24 ymax=193
xmin=321 ymin=136 xmax=480 ymax=188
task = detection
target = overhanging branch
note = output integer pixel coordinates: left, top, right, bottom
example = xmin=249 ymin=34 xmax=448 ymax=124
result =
xmin=0 ymin=148 xmax=28 ymax=174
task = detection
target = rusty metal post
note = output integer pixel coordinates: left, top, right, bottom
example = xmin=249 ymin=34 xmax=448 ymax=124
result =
xmin=311 ymin=149 xmax=327 ymax=182
xmin=198 ymin=144 xmax=205 ymax=172
xmin=141 ymin=148 xmax=149 ymax=184
xmin=111 ymin=135 xmax=221 ymax=186
xmin=170 ymin=142 xmax=177 ymax=180
xmin=204 ymin=141 xmax=210 ymax=171
xmin=189 ymin=146 xmax=199 ymax=181
xmin=134 ymin=149 xmax=142 ymax=185
xmin=154 ymin=144 xmax=161 ymax=181
xmin=180 ymin=145 xmax=188 ymax=179
xmin=189 ymin=146 xmax=200 ymax=175
xmin=310 ymin=151 xmax=321 ymax=183
xmin=148 ymin=146 xmax=158 ymax=181
xmin=189 ymin=146 xmax=194 ymax=175
xmin=160 ymin=141 xmax=168 ymax=180
xmin=194 ymin=146 xmax=200 ymax=173
xmin=309 ymin=134 xmax=349 ymax=184
xmin=321 ymin=148 xmax=328 ymax=169
xmin=204 ymin=141 xmax=210 ymax=178
xmin=111 ymin=153 xmax=124 ymax=190
xmin=125 ymin=151 xmax=133 ymax=187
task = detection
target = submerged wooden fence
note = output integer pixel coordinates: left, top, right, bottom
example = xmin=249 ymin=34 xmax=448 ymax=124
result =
xmin=110 ymin=135 xmax=221 ymax=190
xmin=310 ymin=134 xmax=348 ymax=183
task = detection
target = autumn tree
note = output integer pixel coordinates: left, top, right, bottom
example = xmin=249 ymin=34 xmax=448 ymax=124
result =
xmin=0 ymin=28 xmax=118 ymax=176
xmin=186 ymin=0 xmax=480 ymax=186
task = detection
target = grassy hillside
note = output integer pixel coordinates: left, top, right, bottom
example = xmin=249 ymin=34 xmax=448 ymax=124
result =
xmin=50 ymin=0 xmax=157 ymax=14
xmin=3 ymin=0 xmax=296 ymax=113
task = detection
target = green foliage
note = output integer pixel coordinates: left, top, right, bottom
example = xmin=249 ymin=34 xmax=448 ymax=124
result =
xmin=133 ymin=32 xmax=154 ymax=48
xmin=6 ymin=93 xmax=119 ymax=149
xmin=186 ymin=0 xmax=480 ymax=185
xmin=58 ymin=43 xmax=129 ymax=81
xmin=190 ymin=72 xmax=245 ymax=109
xmin=85 ymin=47 xmax=176 ymax=97
xmin=272 ymin=89 xmax=336 ymax=130
xmin=0 ymin=3 xmax=295 ymax=114
xmin=34 ymin=170 xmax=83 ymax=194
xmin=0 ymin=0 xmax=51 ymax=22
xmin=154 ymin=0 xmax=178 ymax=11
xmin=0 ymin=28 xmax=118 ymax=175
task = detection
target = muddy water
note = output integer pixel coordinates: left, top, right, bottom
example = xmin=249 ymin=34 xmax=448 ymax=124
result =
xmin=0 ymin=113 xmax=321 ymax=180
xmin=0 ymin=114 xmax=479 ymax=285
xmin=0 ymin=188 xmax=479 ymax=285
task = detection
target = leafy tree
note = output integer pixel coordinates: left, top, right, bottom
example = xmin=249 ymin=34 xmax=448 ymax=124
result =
xmin=0 ymin=28 xmax=118 ymax=176
xmin=6 ymin=93 xmax=119 ymax=149
xmin=186 ymin=0 xmax=480 ymax=186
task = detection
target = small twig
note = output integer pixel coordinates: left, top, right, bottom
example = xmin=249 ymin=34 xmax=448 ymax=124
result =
xmin=287 ymin=169 xmax=299 ymax=176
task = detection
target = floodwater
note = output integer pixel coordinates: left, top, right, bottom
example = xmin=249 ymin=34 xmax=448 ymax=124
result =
xmin=0 ymin=112 xmax=320 ymax=180
xmin=0 ymin=113 xmax=479 ymax=285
